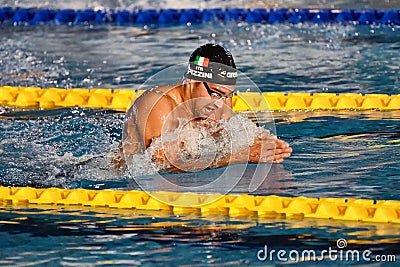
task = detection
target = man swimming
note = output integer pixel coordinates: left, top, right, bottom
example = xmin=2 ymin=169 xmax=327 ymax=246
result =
xmin=117 ymin=43 xmax=292 ymax=172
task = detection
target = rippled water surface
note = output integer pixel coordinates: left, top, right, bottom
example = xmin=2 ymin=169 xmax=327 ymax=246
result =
xmin=1 ymin=0 xmax=400 ymax=266
xmin=1 ymin=23 xmax=399 ymax=94
xmin=1 ymin=205 xmax=400 ymax=266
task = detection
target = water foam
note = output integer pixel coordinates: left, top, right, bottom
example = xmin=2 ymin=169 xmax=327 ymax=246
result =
xmin=126 ymin=114 xmax=267 ymax=176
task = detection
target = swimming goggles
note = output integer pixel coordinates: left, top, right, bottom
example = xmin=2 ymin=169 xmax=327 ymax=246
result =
xmin=203 ymin=82 xmax=233 ymax=100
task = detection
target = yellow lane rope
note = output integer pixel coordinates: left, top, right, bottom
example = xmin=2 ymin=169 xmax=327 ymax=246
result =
xmin=1 ymin=186 xmax=399 ymax=224
xmin=1 ymin=86 xmax=399 ymax=111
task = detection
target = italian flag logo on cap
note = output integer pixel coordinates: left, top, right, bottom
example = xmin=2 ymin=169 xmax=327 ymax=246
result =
xmin=194 ymin=56 xmax=209 ymax=67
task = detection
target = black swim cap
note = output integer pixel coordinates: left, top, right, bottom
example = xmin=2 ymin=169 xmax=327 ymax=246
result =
xmin=185 ymin=43 xmax=237 ymax=85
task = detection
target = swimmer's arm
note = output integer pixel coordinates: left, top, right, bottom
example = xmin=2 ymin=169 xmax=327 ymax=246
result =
xmin=117 ymin=92 xmax=178 ymax=167
xmin=121 ymin=106 xmax=145 ymax=154
xmin=113 ymin=107 xmax=145 ymax=169
xmin=212 ymin=134 xmax=293 ymax=167
xmin=152 ymin=145 xmax=226 ymax=173
xmin=151 ymin=138 xmax=273 ymax=173
xmin=152 ymin=133 xmax=292 ymax=173
xmin=136 ymin=91 xmax=177 ymax=148
xmin=211 ymin=132 xmax=275 ymax=167
xmin=123 ymin=90 xmax=175 ymax=152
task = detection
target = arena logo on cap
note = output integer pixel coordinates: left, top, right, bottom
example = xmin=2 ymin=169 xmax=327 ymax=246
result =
xmin=194 ymin=56 xmax=209 ymax=67
xmin=219 ymin=70 xmax=238 ymax=79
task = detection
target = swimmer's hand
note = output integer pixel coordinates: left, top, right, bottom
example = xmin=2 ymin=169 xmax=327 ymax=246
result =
xmin=271 ymin=136 xmax=292 ymax=163
xmin=230 ymin=132 xmax=292 ymax=164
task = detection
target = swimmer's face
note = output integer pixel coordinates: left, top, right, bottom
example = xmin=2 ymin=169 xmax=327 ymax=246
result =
xmin=196 ymin=82 xmax=234 ymax=119
xmin=203 ymin=82 xmax=234 ymax=100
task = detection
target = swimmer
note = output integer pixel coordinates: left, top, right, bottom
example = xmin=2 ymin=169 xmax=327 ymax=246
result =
xmin=116 ymin=43 xmax=292 ymax=172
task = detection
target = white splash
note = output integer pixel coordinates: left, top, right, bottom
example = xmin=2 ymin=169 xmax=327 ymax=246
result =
xmin=126 ymin=114 xmax=267 ymax=176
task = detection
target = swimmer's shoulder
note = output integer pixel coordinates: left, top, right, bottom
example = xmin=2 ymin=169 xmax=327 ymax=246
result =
xmin=141 ymin=84 xmax=181 ymax=104
xmin=147 ymin=84 xmax=183 ymax=99
xmin=132 ymin=84 xmax=179 ymax=112
xmin=147 ymin=85 xmax=171 ymax=96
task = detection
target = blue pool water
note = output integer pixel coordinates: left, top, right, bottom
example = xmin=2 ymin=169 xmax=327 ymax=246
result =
xmin=1 ymin=1 xmax=400 ymax=266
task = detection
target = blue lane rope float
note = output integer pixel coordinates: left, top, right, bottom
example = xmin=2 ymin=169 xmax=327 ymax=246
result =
xmin=0 ymin=7 xmax=399 ymax=26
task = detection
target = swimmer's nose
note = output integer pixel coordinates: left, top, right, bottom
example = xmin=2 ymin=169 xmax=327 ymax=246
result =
xmin=213 ymin=98 xmax=224 ymax=109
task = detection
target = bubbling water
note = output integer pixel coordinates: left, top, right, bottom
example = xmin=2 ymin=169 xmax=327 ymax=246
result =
xmin=126 ymin=114 xmax=267 ymax=176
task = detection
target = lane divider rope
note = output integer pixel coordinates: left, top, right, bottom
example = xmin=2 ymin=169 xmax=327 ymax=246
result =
xmin=1 ymin=7 xmax=400 ymax=26
xmin=0 ymin=86 xmax=399 ymax=112
xmin=1 ymin=186 xmax=399 ymax=223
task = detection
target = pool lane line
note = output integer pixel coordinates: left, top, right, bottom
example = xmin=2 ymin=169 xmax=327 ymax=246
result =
xmin=1 ymin=8 xmax=400 ymax=26
xmin=0 ymin=86 xmax=399 ymax=112
xmin=0 ymin=186 xmax=399 ymax=224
